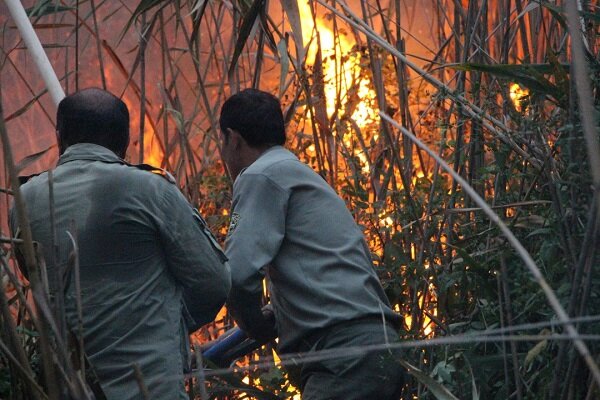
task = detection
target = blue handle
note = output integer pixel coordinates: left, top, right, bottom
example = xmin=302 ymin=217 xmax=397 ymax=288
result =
xmin=203 ymin=327 xmax=248 ymax=360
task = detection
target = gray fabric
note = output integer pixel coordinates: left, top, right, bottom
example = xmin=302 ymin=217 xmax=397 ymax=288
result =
xmin=297 ymin=321 xmax=404 ymax=400
xmin=11 ymin=143 xmax=231 ymax=400
xmin=225 ymin=146 xmax=400 ymax=353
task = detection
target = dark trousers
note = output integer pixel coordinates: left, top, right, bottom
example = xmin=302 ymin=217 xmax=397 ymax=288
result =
xmin=291 ymin=319 xmax=404 ymax=400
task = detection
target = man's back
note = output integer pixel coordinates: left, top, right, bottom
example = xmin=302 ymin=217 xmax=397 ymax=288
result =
xmin=13 ymin=143 xmax=229 ymax=399
xmin=227 ymin=146 xmax=399 ymax=352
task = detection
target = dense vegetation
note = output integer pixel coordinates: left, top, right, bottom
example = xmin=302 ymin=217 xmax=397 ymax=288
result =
xmin=0 ymin=0 xmax=599 ymax=398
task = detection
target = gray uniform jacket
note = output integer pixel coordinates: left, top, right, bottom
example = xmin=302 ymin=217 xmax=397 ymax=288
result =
xmin=226 ymin=146 xmax=399 ymax=353
xmin=11 ymin=143 xmax=231 ymax=399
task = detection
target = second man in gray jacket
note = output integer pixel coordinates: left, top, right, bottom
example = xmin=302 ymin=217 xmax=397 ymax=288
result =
xmin=220 ymin=89 xmax=404 ymax=400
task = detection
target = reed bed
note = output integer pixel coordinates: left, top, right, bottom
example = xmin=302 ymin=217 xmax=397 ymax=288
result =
xmin=0 ymin=0 xmax=599 ymax=398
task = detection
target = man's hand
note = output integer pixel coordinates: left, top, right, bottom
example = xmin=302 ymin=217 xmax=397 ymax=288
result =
xmin=245 ymin=304 xmax=277 ymax=344
xmin=228 ymin=292 xmax=278 ymax=344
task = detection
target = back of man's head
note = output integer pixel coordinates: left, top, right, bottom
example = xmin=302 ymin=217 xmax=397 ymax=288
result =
xmin=219 ymin=89 xmax=285 ymax=147
xmin=56 ymin=88 xmax=130 ymax=158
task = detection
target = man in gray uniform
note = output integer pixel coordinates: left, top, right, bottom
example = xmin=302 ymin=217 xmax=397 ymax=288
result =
xmin=220 ymin=89 xmax=403 ymax=399
xmin=11 ymin=88 xmax=231 ymax=399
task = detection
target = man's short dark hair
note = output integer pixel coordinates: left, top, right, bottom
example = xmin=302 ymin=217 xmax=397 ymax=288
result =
xmin=219 ymin=89 xmax=285 ymax=147
xmin=56 ymin=88 xmax=130 ymax=157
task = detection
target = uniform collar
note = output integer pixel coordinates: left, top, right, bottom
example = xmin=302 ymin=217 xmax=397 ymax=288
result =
xmin=57 ymin=143 xmax=124 ymax=166
xmin=252 ymin=145 xmax=288 ymax=165
xmin=238 ymin=145 xmax=286 ymax=177
xmin=260 ymin=145 xmax=285 ymax=157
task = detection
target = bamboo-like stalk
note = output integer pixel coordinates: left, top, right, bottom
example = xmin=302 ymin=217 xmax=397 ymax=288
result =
xmin=3 ymin=0 xmax=65 ymax=105
xmin=89 ymin=0 xmax=107 ymax=89
xmin=1 ymin=221 xmax=89 ymax=398
xmin=198 ymin=331 xmax=600 ymax=380
xmin=66 ymin=230 xmax=85 ymax=382
xmin=48 ymin=170 xmax=67 ymax=351
xmin=500 ymin=253 xmax=523 ymax=400
xmin=194 ymin=344 xmax=208 ymax=400
xmin=139 ymin=12 xmax=148 ymax=164
xmin=0 ymin=84 xmax=62 ymax=400
xmin=0 ymin=336 xmax=47 ymax=400
xmin=551 ymin=190 xmax=599 ymax=394
xmin=0 ymin=281 xmax=39 ymax=400
xmin=565 ymin=0 xmax=600 ymax=216
xmin=75 ymin=0 xmax=80 ymax=92
xmin=359 ymin=0 xmax=425 ymax=241
xmin=496 ymin=273 xmax=512 ymax=395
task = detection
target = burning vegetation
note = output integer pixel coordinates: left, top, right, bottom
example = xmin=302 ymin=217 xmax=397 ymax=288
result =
xmin=1 ymin=0 xmax=600 ymax=399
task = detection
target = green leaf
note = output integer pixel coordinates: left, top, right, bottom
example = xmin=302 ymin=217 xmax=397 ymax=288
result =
xmin=582 ymin=10 xmax=600 ymax=23
xmin=535 ymin=0 xmax=567 ymax=29
xmin=526 ymin=227 xmax=552 ymax=238
xmin=281 ymin=0 xmax=304 ymax=62
xmin=16 ymin=144 xmax=57 ymax=173
xmin=278 ymin=37 xmax=290 ymax=98
xmin=5 ymin=89 xmax=48 ymax=122
xmin=384 ymin=241 xmax=409 ymax=265
xmin=399 ymin=360 xmax=460 ymax=400
xmin=432 ymin=360 xmax=456 ymax=383
xmin=524 ymin=336 xmax=548 ymax=368
xmin=458 ymin=353 xmax=480 ymax=400
xmin=190 ymin=0 xmax=210 ymax=50
xmin=26 ymin=0 xmax=73 ymax=17
xmin=118 ymin=0 xmax=168 ymax=44
xmin=16 ymin=326 xmax=39 ymax=337
xmin=450 ymin=63 xmax=566 ymax=101
xmin=227 ymin=0 xmax=267 ymax=83
xmin=445 ymin=243 xmax=483 ymax=272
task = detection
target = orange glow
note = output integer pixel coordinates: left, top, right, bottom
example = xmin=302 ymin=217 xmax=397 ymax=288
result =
xmin=102 ymin=66 xmax=164 ymax=167
xmin=404 ymin=314 xmax=412 ymax=330
xmin=271 ymin=350 xmax=302 ymax=399
xmin=299 ymin=0 xmax=439 ymax=343
xmin=298 ymin=1 xmax=377 ymax=128
xmin=142 ymin=123 xmax=164 ymax=167
xmin=509 ymin=83 xmax=529 ymax=113
xmin=119 ymin=95 xmax=164 ymax=166
xmin=404 ymin=286 xmax=437 ymax=338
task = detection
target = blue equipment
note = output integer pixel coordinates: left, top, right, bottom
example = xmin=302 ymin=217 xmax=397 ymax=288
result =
xmin=202 ymin=327 xmax=263 ymax=367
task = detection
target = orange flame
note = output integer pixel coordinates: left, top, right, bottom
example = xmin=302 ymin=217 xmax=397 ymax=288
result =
xmin=298 ymin=1 xmax=377 ymax=127
xmin=297 ymin=3 xmax=437 ymax=339
xmin=509 ymin=83 xmax=529 ymax=113
xmin=122 ymin=94 xmax=163 ymax=167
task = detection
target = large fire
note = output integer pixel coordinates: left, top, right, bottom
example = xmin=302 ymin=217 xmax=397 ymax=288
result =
xmin=296 ymin=1 xmax=436 ymax=339
xmin=299 ymin=0 xmax=377 ymax=175
xmin=300 ymin=11 xmax=377 ymax=126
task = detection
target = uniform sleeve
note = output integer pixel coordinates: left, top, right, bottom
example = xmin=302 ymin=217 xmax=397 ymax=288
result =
xmin=156 ymin=182 xmax=231 ymax=331
xmin=225 ymin=173 xmax=288 ymax=338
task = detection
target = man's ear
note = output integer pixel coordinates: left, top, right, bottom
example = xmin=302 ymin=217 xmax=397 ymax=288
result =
xmin=56 ymin=131 xmax=65 ymax=155
xmin=228 ymin=128 xmax=245 ymax=149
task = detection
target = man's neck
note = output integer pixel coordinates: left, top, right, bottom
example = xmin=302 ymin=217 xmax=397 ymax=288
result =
xmin=231 ymin=145 xmax=276 ymax=181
